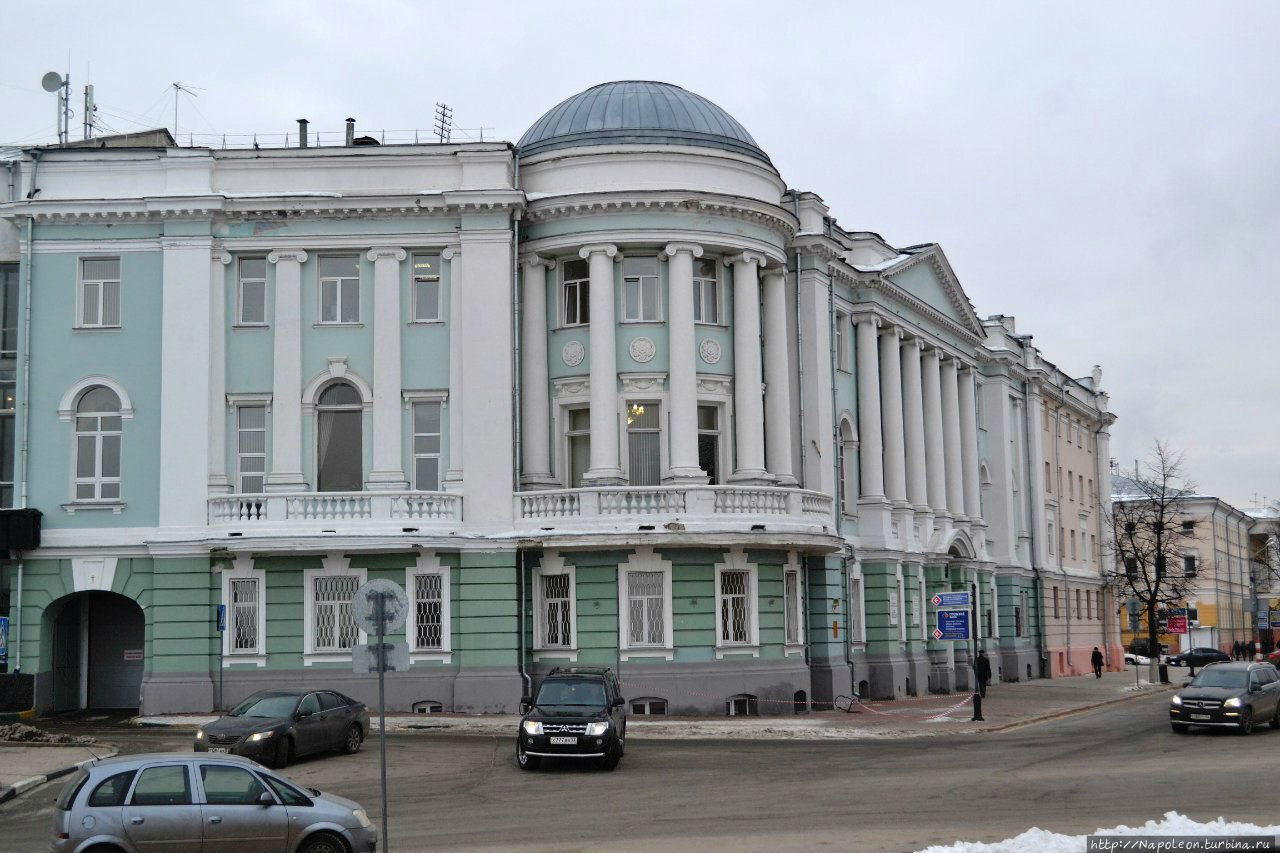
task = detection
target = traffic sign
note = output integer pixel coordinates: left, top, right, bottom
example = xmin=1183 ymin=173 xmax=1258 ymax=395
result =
xmin=1270 ymin=610 xmax=1280 ymax=629
xmin=1166 ymin=615 xmax=1188 ymax=634
xmin=931 ymin=592 xmax=971 ymax=609
xmin=353 ymin=642 xmax=410 ymax=674
xmin=352 ymin=579 xmax=410 ymax=636
xmin=216 ymin=604 xmax=226 ymax=633
xmin=0 ymin=616 xmax=8 ymax=667
xmin=934 ymin=609 xmax=970 ymax=641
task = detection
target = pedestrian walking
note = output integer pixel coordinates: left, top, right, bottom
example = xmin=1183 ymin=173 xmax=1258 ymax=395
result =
xmin=975 ymin=649 xmax=992 ymax=698
xmin=1249 ymin=641 xmax=1258 ymax=660
xmin=1091 ymin=646 xmax=1104 ymax=678
xmin=1233 ymin=641 xmax=1242 ymax=661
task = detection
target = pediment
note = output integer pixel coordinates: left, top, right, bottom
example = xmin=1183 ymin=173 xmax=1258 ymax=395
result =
xmin=880 ymin=246 xmax=985 ymax=340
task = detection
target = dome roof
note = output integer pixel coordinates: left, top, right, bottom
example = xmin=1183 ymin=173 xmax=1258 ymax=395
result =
xmin=518 ymin=81 xmax=769 ymax=163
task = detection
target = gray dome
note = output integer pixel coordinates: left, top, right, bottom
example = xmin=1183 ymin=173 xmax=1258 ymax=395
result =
xmin=518 ymin=81 xmax=769 ymax=163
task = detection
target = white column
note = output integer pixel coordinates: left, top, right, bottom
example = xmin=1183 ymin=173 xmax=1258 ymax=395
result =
xmin=366 ymin=246 xmax=408 ymax=490
xmin=761 ymin=268 xmax=795 ymax=485
xmin=581 ymin=244 xmax=623 ymax=484
xmin=798 ymin=268 xmax=834 ymax=496
xmin=959 ymin=366 xmax=982 ymax=520
xmin=442 ymin=245 xmax=464 ymax=490
xmin=728 ymin=252 xmax=770 ymax=484
xmin=208 ymin=250 xmax=232 ymax=494
xmin=1026 ymin=384 xmax=1049 ymax=568
xmin=663 ymin=243 xmax=705 ymax=481
xmin=922 ymin=347 xmax=947 ymax=514
xmin=901 ymin=338 xmax=928 ymax=510
xmin=879 ymin=326 xmax=907 ymax=505
xmin=265 ymin=249 xmax=307 ymax=492
xmin=855 ymin=316 xmax=884 ymax=499
xmin=520 ymin=255 xmax=557 ymax=488
xmin=941 ymin=357 xmax=965 ymax=520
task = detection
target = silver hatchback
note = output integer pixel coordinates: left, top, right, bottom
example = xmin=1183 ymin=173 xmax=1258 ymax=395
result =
xmin=51 ymin=752 xmax=377 ymax=853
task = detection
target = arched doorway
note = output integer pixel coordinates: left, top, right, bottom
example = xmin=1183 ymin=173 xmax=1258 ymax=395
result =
xmin=47 ymin=591 xmax=145 ymax=712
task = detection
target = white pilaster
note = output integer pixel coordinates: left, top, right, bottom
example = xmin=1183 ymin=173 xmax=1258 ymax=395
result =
xmin=901 ymin=338 xmax=928 ymax=510
xmin=581 ymin=244 xmax=623 ymax=485
xmin=208 ymin=250 xmax=232 ymax=494
xmin=879 ymin=326 xmax=907 ymax=505
xmin=855 ymin=316 xmax=885 ymax=500
xmin=663 ymin=242 xmax=706 ymax=481
xmin=797 ymin=268 xmax=834 ymax=496
xmin=1026 ymin=384 xmax=1048 ymax=569
xmin=941 ymin=357 xmax=965 ymax=521
xmin=959 ymin=366 xmax=982 ymax=521
xmin=265 ymin=249 xmax=308 ymax=492
xmin=727 ymin=252 xmax=770 ymax=484
xmin=366 ymin=246 xmax=408 ymax=490
xmin=761 ymin=268 xmax=796 ymax=485
xmin=922 ymin=347 xmax=948 ymax=516
xmin=520 ymin=254 xmax=557 ymax=488
xmin=442 ymin=245 xmax=465 ymax=490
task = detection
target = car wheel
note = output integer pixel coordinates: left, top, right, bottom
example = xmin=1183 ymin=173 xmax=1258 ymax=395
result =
xmin=271 ymin=735 xmax=294 ymax=768
xmin=298 ymin=831 xmax=347 ymax=853
xmin=342 ymin=723 xmax=363 ymax=754
xmin=1238 ymin=707 xmax=1254 ymax=735
xmin=516 ymin=740 xmax=540 ymax=771
xmin=599 ymin=742 xmax=621 ymax=771
xmin=1171 ymin=723 xmax=1189 ymax=734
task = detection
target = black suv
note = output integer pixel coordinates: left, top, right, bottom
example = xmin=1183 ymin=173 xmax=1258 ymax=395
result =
xmin=1170 ymin=662 xmax=1280 ymax=734
xmin=517 ymin=667 xmax=627 ymax=771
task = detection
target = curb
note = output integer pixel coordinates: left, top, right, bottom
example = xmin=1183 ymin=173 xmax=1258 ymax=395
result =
xmin=0 ymin=748 xmax=119 ymax=805
xmin=983 ymin=684 xmax=1177 ymax=734
xmin=0 ymin=710 xmax=37 ymax=724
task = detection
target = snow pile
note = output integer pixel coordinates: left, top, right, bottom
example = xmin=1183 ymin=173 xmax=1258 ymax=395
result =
xmin=917 ymin=811 xmax=1280 ymax=853
xmin=0 ymin=722 xmax=98 ymax=745
xmin=1122 ymin=680 xmax=1163 ymax=692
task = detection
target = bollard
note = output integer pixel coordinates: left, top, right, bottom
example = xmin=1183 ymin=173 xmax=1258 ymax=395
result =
xmin=971 ymin=691 xmax=984 ymax=721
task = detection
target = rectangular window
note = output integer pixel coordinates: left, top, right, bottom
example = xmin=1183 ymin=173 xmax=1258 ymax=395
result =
xmin=622 ymin=257 xmax=660 ymax=322
xmin=79 ymin=258 xmax=121 ymax=328
xmin=1014 ymin=605 xmax=1023 ymax=638
xmin=693 ymin=258 xmax=719 ymax=324
xmin=1045 ymin=462 xmax=1051 ymax=493
xmin=697 ymin=405 xmax=720 ymax=485
xmin=237 ymin=258 xmax=267 ymax=325
xmin=1078 ymin=474 xmax=1084 ymax=501
xmin=230 ymin=577 xmax=260 ymax=653
xmin=1183 ymin=554 xmax=1198 ymax=577
xmin=1086 ymin=589 xmax=1093 ymax=621
xmin=130 ymin=765 xmax=191 ymax=807
xmin=835 ymin=313 xmax=849 ymax=371
xmin=1070 ymin=529 xmax=1077 ymax=560
xmin=626 ymin=402 xmax=661 ymax=486
xmin=1053 ymin=587 xmax=1060 ymax=619
xmin=412 ymin=402 xmax=442 ymax=491
xmin=75 ymin=408 xmax=122 ymax=501
xmin=1075 ymin=589 xmax=1081 ymax=620
xmin=784 ymin=569 xmax=802 ymax=646
xmin=626 ymin=570 xmax=666 ymax=647
xmin=562 ymin=258 xmax=589 ymax=326
xmin=1047 ymin=522 xmax=1054 ymax=555
xmin=1020 ymin=590 xmax=1029 ymax=637
xmin=318 ymin=256 xmax=360 ymax=324
xmin=1068 ymin=470 xmax=1074 ymax=501
xmin=413 ymin=572 xmax=444 ymax=651
xmin=566 ymin=408 xmax=591 ymax=488
xmin=411 ymin=253 xmax=442 ymax=322
xmin=236 ymin=405 xmax=267 ymax=493
xmin=1124 ymin=556 xmax=1138 ymax=577
xmin=1181 ymin=520 xmax=1196 ymax=533
xmin=849 ymin=577 xmax=862 ymax=641
xmin=719 ymin=570 xmax=751 ymax=644
xmin=540 ymin=573 xmax=572 ymax=648
xmin=0 ymin=263 xmax=17 ymax=358
xmin=312 ymin=574 xmax=359 ymax=651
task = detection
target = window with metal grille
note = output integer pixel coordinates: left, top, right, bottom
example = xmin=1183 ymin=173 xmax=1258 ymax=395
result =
xmin=626 ymin=402 xmax=661 ymax=486
xmin=562 ymin=259 xmax=589 ymax=326
xmin=74 ymin=386 xmax=122 ymax=501
xmin=237 ymin=406 xmax=267 ymax=493
xmin=541 ymin=573 xmax=572 ymax=648
xmin=693 ymin=258 xmax=719 ymax=324
xmin=79 ymin=258 xmax=121 ymax=328
xmin=318 ymin=255 xmax=360 ymax=324
xmin=411 ymin=253 xmax=441 ymax=322
xmin=230 ymin=578 xmax=259 ymax=653
xmin=784 ymin=570 xmax=802 ymax=645
xmin=626 ymin=570 xmax=665 ymax=647
xmin=313 ymin=575 xmax=359 ymax=651
xmin=719 ymin=570 xmax=750 ymax=644
xmin=238 ymin=258 xmax=267 ymax=325
xmin=413 ymin=573 xmax=444 ymax=650
xmin=413 ymin=402 xmax=442 ymax=491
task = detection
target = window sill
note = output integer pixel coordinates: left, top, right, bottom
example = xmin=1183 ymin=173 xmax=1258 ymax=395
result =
xmin=313 ymin=322 xmax=364 ymax=329
xmin=621 ymin=319 xmax=664 ymax=326
xmin=232 ymin=323 xmax=270 ymax=330
xmin=714 ymin=644 xmax=760 ymax=660
xmin=72 ymin=325 xmax=123 ymax=332
xmin=407 ymin=320 xmax=444 ymax=327
xmin=784 ymin=643 xmax=806 ymax=658
xmin=532 ymin=647 xmax=578 ymax=663
xmin=694 ymin=321 xmax=727 ymax=328
xmin=222 ymin=654 xmax=267 ymax=668
xmin=63 ymin=501 xmax=126 ymax=515
xmin=620 ymin=647 xmax=674 ymax=662
xmin=409 ymin=651 xmax=452 ymax=664
xmin=303 ymin=651 xmax=353 ymax=666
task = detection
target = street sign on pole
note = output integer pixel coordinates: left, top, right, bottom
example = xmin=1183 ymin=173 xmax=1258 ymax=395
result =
xmin=1166 ymin=615 xmax=1188 ymax=634
xmin=931 ymin=592 xmax=971 ymax=609
xmin=933 ymin=610 xmax=971 ymax=641
xmin=1270 ymin=611 xmax=1280 ymax=630
xmin=353 ymin=642 xmax=410 ymax=674
xmin=0 ymin=616 xmax=9 ymax=669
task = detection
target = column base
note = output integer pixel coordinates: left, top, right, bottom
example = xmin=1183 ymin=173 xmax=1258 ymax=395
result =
xmin=264 ymin=473 xmax=308 ymax=493
xmin=856 ymin=497 xmax=893 ymax=548
xmin=582 ymin=468 xmax=625 ymax=486
xmin=365 ymin=470 xmax=410 ymax=491
xmin=727 ymin=469 xmax=775 ymax=486
xmin=519 ymin=472 xmax=561 ymax=490
xmin=442 ymin=470 xmax=465 ymax=492
xmin=664 ymin=466 xmax=709 ymax=484
xmin=771 ymin=473 xmax=799 ymax=487
xmin=208 ymin=475 xmax=232 ymax=495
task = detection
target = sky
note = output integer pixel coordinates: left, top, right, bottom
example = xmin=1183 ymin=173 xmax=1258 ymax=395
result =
xmin=2 ymin=0 xmax=1277 ymax=509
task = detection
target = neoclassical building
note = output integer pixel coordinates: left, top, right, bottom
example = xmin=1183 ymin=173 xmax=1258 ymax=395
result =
xmin=0 ymin=81 xmax=1118 ymax=715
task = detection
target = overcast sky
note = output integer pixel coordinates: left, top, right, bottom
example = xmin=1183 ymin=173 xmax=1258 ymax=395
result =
xmin=3 ymin=0 xmax=1277 ymax=509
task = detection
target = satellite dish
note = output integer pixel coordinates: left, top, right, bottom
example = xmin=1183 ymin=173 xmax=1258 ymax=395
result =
xmin=41 ymin=71 xmax=64 ymax=93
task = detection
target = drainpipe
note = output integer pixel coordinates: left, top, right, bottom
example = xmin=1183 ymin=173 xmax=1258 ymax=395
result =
xmin=516 ymin=548 xmax=532 ymax=697
xmin=1048 ymin=391 xmax=1069 ymax=670
xmin=511 ymin=153 xmax=521 ymax=493
xmin=790 ymin=195 xmax=807 ymax=491
xmin=1091 ymin=418 xmax=1110 ymax=666
xmin=5 ymin=160 xmax=14 ymax=202
xmin=1021 ymin=378 xmax=1048 ymax=676
xmin=13 ymin=210 xmax=36 ymax=675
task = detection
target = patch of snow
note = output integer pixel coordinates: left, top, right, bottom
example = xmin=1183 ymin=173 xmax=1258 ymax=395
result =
xmin=916 ymin=811 xmax=1280 ymax=853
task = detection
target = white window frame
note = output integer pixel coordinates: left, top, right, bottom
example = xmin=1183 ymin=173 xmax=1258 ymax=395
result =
xmin=410 ymin=399 xmax=443 ymax=491
xmin=783 ymin=554 xmax=805 ymax=655
xmin=561 ymin=262 xmax=590 ymax=327
xmin=696 ymin=402 xmax=724 ymax=485
xmin=839 ymin=415 xmax=858 ymax=516
xmin=834 ymin=312 xmax=850 ymax=372
xmin=410 ymin=252 xmax=442 ymax=323
xmin=919 ymin=576 xmax=929 ymax=642
xmin=693 ymin=258 xmax=721 ymax=325
xmin=235 ymin=403 xmax=269 ymax=494
xmin=714 ymin=549 xmax=759 ymax=658
xmin=317 ymin=255 xmax=361 ymax=325
xmin=623 ymin=396 xmax=665 ymax=486
xmin=236 ymin=257 xmax=268 ymax=327
xmin=532 ymin=550 xmax=577 ymax=661
xmin=621 ymin=259 xmax=661 ymax=323
xmin=72 ymin=387 xmax=123 ymax=504
xmin=617 ymin=547 xmax=674 ymax=661
xmin=406 ymin=551 xmax=451 ymax=662
xmin=849 ymin=563 xmax=866 ymax=645
xmin=76 ymin=257 xmax=121 ymax=329
xmin=302 ymin=553 xmax=367 ymax=665
xmin=220 ymin=555 xmax=266 ymax=666
xmin=1019 ymin=590 xmax=1030 ymax=638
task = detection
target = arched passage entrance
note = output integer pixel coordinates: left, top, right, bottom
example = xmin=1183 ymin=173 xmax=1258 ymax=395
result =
xmin=45 ymin=591 xmax=145 ymax=712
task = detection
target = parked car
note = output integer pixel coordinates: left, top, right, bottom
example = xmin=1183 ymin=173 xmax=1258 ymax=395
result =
xmin=1167 ymin=647 xmax=1231 ymax=668
xmin=195 ymin=689 xmax=369 ymax=768
xmin=517 ymin=666 xmax=628 ymax=771
xmin=52 ymin=752 xmax=377 ymax=853
xmin=1169 ymin=662 xmax=1280 ymax=734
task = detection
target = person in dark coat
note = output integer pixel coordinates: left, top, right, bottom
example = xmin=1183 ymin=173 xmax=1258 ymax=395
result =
xmin=1091 ymin=646 xmax=1104 ymax=678
xmin=974 ymin=649 xmax=992 ymax=698
xmin=1249 ymin=641 xmax=1258 ymax=660
xmin=1233 ymin=641 xmax=1242 ymax=661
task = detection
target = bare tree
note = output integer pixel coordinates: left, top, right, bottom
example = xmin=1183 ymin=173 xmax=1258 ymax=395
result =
xmin=1103 ymin=441 xmax=1198 ymax=682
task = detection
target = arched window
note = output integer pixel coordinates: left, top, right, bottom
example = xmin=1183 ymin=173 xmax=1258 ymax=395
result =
xmin=839 ymin=417 xmax=858 ymax=515
xmin=75 ymin=387 xmax=122 ymax=501
xmin=316 ymin=382 xmax=363 ymax=492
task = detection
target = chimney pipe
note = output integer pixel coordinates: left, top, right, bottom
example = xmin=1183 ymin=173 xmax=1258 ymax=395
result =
xmin=297 ymin=119 xmax=309 ymax=148
xmin=345 ymin=118 xmax=355 ymax=147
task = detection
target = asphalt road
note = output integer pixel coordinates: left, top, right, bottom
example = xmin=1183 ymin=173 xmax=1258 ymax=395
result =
xmin=2 ymin=695 xmax=1276 ymax=852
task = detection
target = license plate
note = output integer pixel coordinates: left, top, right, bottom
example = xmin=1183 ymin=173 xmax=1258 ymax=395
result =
xmin=208 ymin=747 xmax=229 ymax=753
xmin=549 ymin=737 xmax=577 ymax=745
xmin=1190 ymin=714 xmax=1210 ymax=721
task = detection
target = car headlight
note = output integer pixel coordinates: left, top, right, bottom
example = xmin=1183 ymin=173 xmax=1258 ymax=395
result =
xmin=195 ymin=729 xmax=205 ymax=740
xmin=584 ymin=721 xmax=610 ymax=736
xmin=1170 ymin=695 xmax=1182 ymax=706
xmin=1224 ymin=697 xmax=1242 ymax=708
xmin=522 ymin=721 xmax=544 ymax=736
xmin=353 ymin=808 xmax=373 ymax=829
xmin=247 ymin=731 xmax=274 ymax=742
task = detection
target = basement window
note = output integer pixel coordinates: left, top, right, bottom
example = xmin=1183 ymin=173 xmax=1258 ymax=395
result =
xmin=412 ymin=700 xmax=444 ymax=714
xmin=630 ymin=697 xmax=668 ymax=716
xmin=726 ymin=694 xmax=758 ymax=717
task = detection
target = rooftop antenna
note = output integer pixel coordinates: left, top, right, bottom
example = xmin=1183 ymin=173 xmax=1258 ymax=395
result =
xmin=41 ymin=71 xmax=71 ymax=145
xmin=83 ymin=83 xmax=96 ymax=140
xmin=434 ymin=102 xmax=453 ymax=143
xmin=171 ymin=81 xmax=203 ymax=139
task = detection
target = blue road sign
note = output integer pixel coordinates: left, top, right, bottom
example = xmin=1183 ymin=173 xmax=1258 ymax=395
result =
xmin=934 ymin=609 xmax=971 ymax=641
xmin=1270 ymin=610 xmax=1280 ymax=630
xmin=931 ymin=592 xmax=971 ymax=609
xmin=216 ymin=604 xmax=226 ymax=633
xmin=0 ymin=616 xmax=8 ymax=666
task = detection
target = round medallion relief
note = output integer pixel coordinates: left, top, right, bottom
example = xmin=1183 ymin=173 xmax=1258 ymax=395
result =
xmin=699 ymin=338 xmax=722 ymax=365
xmin=628 ymin=336 xmax=657 ymax=363
xmin=561 ymin=341 xmax=586 ymax=368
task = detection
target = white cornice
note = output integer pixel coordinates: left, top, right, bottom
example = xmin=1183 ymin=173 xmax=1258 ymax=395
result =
xmin=524 ymin=191 xmax=797 ymax=241
xmin=522 ymin=228 xmax=785 ymax=266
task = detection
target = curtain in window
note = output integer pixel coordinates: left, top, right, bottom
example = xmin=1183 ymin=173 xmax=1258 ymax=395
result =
xmin=627 ymin=404 xmax=660 ymax=486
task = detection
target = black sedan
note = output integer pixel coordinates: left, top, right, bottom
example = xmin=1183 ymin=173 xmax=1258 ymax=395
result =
xmin=1170 ymin=662 xmax=1280 ymax=734
xmin=1168 ymin=647 xmax=1231 ymax=668
xmin=194 ymin=689 xmax=370 ymax=767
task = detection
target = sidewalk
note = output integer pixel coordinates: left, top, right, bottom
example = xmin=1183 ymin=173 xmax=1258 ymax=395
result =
xmin=134 ymin=668 xmax=1172 ymax=741
xmin=0 ymin=744 xmax=116 ymax=804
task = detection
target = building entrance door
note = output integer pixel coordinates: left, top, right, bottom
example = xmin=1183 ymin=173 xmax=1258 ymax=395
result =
xmin=48 ymin=591 xmax=144 ymax=711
